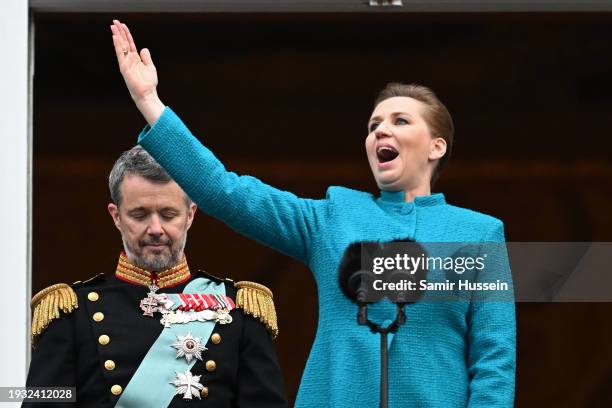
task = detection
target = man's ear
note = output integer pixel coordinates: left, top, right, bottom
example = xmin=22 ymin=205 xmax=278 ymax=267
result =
xmin=429 ymin=137 xmax=447 ymax=161
xmin=186 ymin=202 xmax=197 ymax=230
xmin=108 ymin=203 xmax=122 ymax=231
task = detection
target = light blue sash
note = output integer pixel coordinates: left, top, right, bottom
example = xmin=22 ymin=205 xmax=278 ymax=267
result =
xmin=116 ymin=278 xmax=225 ymax=408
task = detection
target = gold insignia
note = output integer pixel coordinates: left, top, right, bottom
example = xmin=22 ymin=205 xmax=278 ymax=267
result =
xmin=31 ymin=283 xmax=78 ymax=345
xmin=235 ymin=281 xmax=278 ymax=339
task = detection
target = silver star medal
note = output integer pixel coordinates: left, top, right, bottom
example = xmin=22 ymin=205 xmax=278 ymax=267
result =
xmin=170 ymin=370 xmax=204 ymax=400
xmin=171 ymin=332 xmax=207 ymax=362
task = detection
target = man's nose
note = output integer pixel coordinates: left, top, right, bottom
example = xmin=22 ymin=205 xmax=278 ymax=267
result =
xmin=147 ymin=214 xmax=164 ymax=236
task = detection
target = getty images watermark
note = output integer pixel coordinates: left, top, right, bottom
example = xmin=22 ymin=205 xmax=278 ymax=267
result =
xmin=347 ymin=242 xmax=511 ymax=303
xmin=347 ymin=241 xmax=612 ymax=303
xmin=370 ymin=250 xmax=509 ymax=292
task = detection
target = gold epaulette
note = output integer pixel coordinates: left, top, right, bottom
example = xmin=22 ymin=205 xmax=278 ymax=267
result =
xmin=235 ymin=281 xmax=279 ymax=339
xmin=31 ymin=283 xmax=78 ymax=345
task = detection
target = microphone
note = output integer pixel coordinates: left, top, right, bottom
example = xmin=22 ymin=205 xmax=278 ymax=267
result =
xmin=338 ymin=240 xmax=428 ymax=307
xmin=338 ymin=242 xmax=384 ymax=303
xmin=337 ymin=239 xmax=428 ymax=408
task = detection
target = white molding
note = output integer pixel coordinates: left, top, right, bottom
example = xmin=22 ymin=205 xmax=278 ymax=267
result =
xmin=28 ymin=0 xmax=612 ymax=13
xmin=0 ymin=0 xmax=30 ymax=398
xmin=26 ymin=12 xmax=35 ymax=367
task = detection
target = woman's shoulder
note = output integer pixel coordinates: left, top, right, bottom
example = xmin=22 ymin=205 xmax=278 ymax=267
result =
xmin=441 ymin=201 xmax=504 ymax=231
xmin=324 ymin=186 xmax=374 ymax=201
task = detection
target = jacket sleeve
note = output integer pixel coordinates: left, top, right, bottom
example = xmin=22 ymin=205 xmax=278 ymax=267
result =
xmin=466 ymin=221 xmax=516 ymax=408
xmin=22 ymin=312 xmax=76 ymax=408
xmin=235 ymin=315 xmax=288 ymax=408
xmin=138 ymin=107 xmax=327 ymax=265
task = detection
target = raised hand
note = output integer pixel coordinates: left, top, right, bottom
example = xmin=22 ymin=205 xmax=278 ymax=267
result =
xmin=110 ymin=19 xmax=164 ymax=125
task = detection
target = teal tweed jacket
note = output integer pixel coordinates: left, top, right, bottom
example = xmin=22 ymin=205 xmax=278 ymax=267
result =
xmin=138 ymin=107 xmax=516 ymax=408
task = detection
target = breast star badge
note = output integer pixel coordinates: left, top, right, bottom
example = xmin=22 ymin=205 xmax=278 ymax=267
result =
xmin=171 ymin=332 xmax=207 ymax=363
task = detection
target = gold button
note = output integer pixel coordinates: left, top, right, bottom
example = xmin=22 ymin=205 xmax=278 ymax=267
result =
xmin=93 ymin=312 xmax=105 ymax=322
xmin=111 ymin=385 xmax=122 ymax=396
xmin=205 ymin=360 xmax=216 ymax=372
xmin=88 ymin=292 xmax=99 ymax=301
xmin=98 ymin=334 xmax=110 ymax=345
xmin=200 ymin=387 xmax=209 ymax=398
xmin=211 ymin=333 xmax=221 ymax=344
xmin=104 ymin=360 xmax=115 ymax=371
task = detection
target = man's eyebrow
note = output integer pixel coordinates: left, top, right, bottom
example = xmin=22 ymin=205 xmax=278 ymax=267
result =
xmin=159 ymin=207 xmax=180 ymax=213
xmin=127 ymin=207 xmax=147 ymax=214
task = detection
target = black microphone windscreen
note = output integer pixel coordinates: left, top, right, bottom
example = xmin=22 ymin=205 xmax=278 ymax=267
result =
xmin=338 ymin=242 xmax=366 ymax=302
xmin=338 ymin=239 xmax=429 ymax=304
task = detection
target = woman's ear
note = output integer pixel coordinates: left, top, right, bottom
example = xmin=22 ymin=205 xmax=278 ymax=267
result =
xmin=429 ymin=137 xmax=447 ymax=161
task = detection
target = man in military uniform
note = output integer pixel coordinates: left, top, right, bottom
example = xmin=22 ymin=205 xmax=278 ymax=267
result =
xmin=24 ymin=146 xmax=288 ymax=407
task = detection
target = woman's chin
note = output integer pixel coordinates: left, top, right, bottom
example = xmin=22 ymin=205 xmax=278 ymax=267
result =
xmin=375 ymin=176 xmax=403 ymax=191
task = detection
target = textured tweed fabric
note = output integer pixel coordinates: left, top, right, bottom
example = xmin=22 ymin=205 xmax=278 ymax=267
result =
xmin=138 ymin=107 xmax=516 ymax=408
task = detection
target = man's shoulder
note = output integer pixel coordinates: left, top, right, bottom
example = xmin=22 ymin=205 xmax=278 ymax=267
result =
xmin=195 ymin=269 xmax=234 ymax=285
xmin=195 ymin=270 xmax=279 ymax=339
xmin=31 ymin=273 xmax=106 ymax=344
xmin=232 ymin=280 xmax=279 ymax=339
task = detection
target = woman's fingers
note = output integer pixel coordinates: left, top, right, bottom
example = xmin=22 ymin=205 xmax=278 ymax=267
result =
xmin=112 ymin=20 xmax=123 ymax=41
xmin=122 ymin=23 xmax=138 ymax=53
xmin=110 ymin=17 xmax=162 ymax=122
xmin=112 ymin=20 xmax=128 ymax=51
xmin=110 ymin=26 xmax=128 ymax=63
xmin=140 ymin=48 xmax=154 ymax=67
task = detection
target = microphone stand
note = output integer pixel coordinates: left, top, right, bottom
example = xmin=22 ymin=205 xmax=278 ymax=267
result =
xmin=357 ymin=291 xmax=407 ymax=408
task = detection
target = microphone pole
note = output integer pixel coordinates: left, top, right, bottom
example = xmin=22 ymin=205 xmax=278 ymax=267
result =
xmin=339 ymin=241 xmax=425 ymax=408
xmin=357 ymin=300 xmax=406 ymax=408
xmin=357 ymin=285 xmax=407 ymax=408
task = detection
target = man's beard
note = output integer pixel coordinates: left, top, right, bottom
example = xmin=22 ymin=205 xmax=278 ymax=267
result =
xmin=122 ymin=232 xmax=187 ymax=272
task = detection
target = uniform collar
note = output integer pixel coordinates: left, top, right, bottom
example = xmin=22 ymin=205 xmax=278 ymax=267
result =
xmin=115 ymin=252 xmax=191 ymax=289
xmin=378 ymin=190 xmax=446 ymax=207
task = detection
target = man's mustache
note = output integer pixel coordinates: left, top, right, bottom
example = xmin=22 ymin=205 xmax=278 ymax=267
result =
xmin=139 ymin=238 xmax=171 ymax=246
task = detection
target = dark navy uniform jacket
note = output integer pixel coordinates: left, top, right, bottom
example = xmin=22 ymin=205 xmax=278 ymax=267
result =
xmin=24 ymin=272 xmax=288 ymax=408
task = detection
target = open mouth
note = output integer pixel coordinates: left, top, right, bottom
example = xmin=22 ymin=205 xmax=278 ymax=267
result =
xmin=376 ymin=145 xmax=399 ymax=163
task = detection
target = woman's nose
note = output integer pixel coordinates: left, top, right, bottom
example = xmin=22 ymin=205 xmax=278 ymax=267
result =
xmin=374 ymin=123 xmax=391 ymax=138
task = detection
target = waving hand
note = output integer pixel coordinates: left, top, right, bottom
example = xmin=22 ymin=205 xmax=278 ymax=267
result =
xmin=110 ymin=20 xmax=164 ymax=125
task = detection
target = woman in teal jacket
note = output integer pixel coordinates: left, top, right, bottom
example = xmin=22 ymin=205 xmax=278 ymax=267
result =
xmin=111 ymin=20 xmax=515 ymax=407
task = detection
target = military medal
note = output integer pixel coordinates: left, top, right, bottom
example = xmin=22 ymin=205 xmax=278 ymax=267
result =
xmin=139 ymin=283 xmax=160 ymax=317
xmin=171 ymin=332 xmax=207 ymax=362
xmin=157 ymin=293 xmax=236 ymax=312
xmin=170 ymin=370 xmax=204 ymax=400
xmin=159 ymin=308 xmax=233 ymax=328
xmin=140 ymin=291 xmax=236 ymax=327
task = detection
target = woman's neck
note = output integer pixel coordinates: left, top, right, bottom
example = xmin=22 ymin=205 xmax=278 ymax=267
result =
xmin=403 ymin=184 xmax=431 ymax=203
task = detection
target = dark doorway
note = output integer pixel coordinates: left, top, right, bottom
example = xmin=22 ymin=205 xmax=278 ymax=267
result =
xmin=34 ymin=12 xmax=612 ymax=405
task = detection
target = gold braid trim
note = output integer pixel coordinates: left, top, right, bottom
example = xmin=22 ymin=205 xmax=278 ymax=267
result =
xmin=31 ymin=283 xmax=78 ymax=345
xmin=235 ymin=281 xmax=279 ymax=339
xmin=115 ymin=253 xmax=190 ymax=288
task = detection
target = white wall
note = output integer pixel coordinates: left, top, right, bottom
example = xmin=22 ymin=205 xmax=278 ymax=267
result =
xmin=0 ymin=0 xmax=30 ymax=398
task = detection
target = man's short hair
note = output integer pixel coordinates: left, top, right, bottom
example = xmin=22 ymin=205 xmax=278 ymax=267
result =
xmin=109 ymin=145 xmax=192 ymax=207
